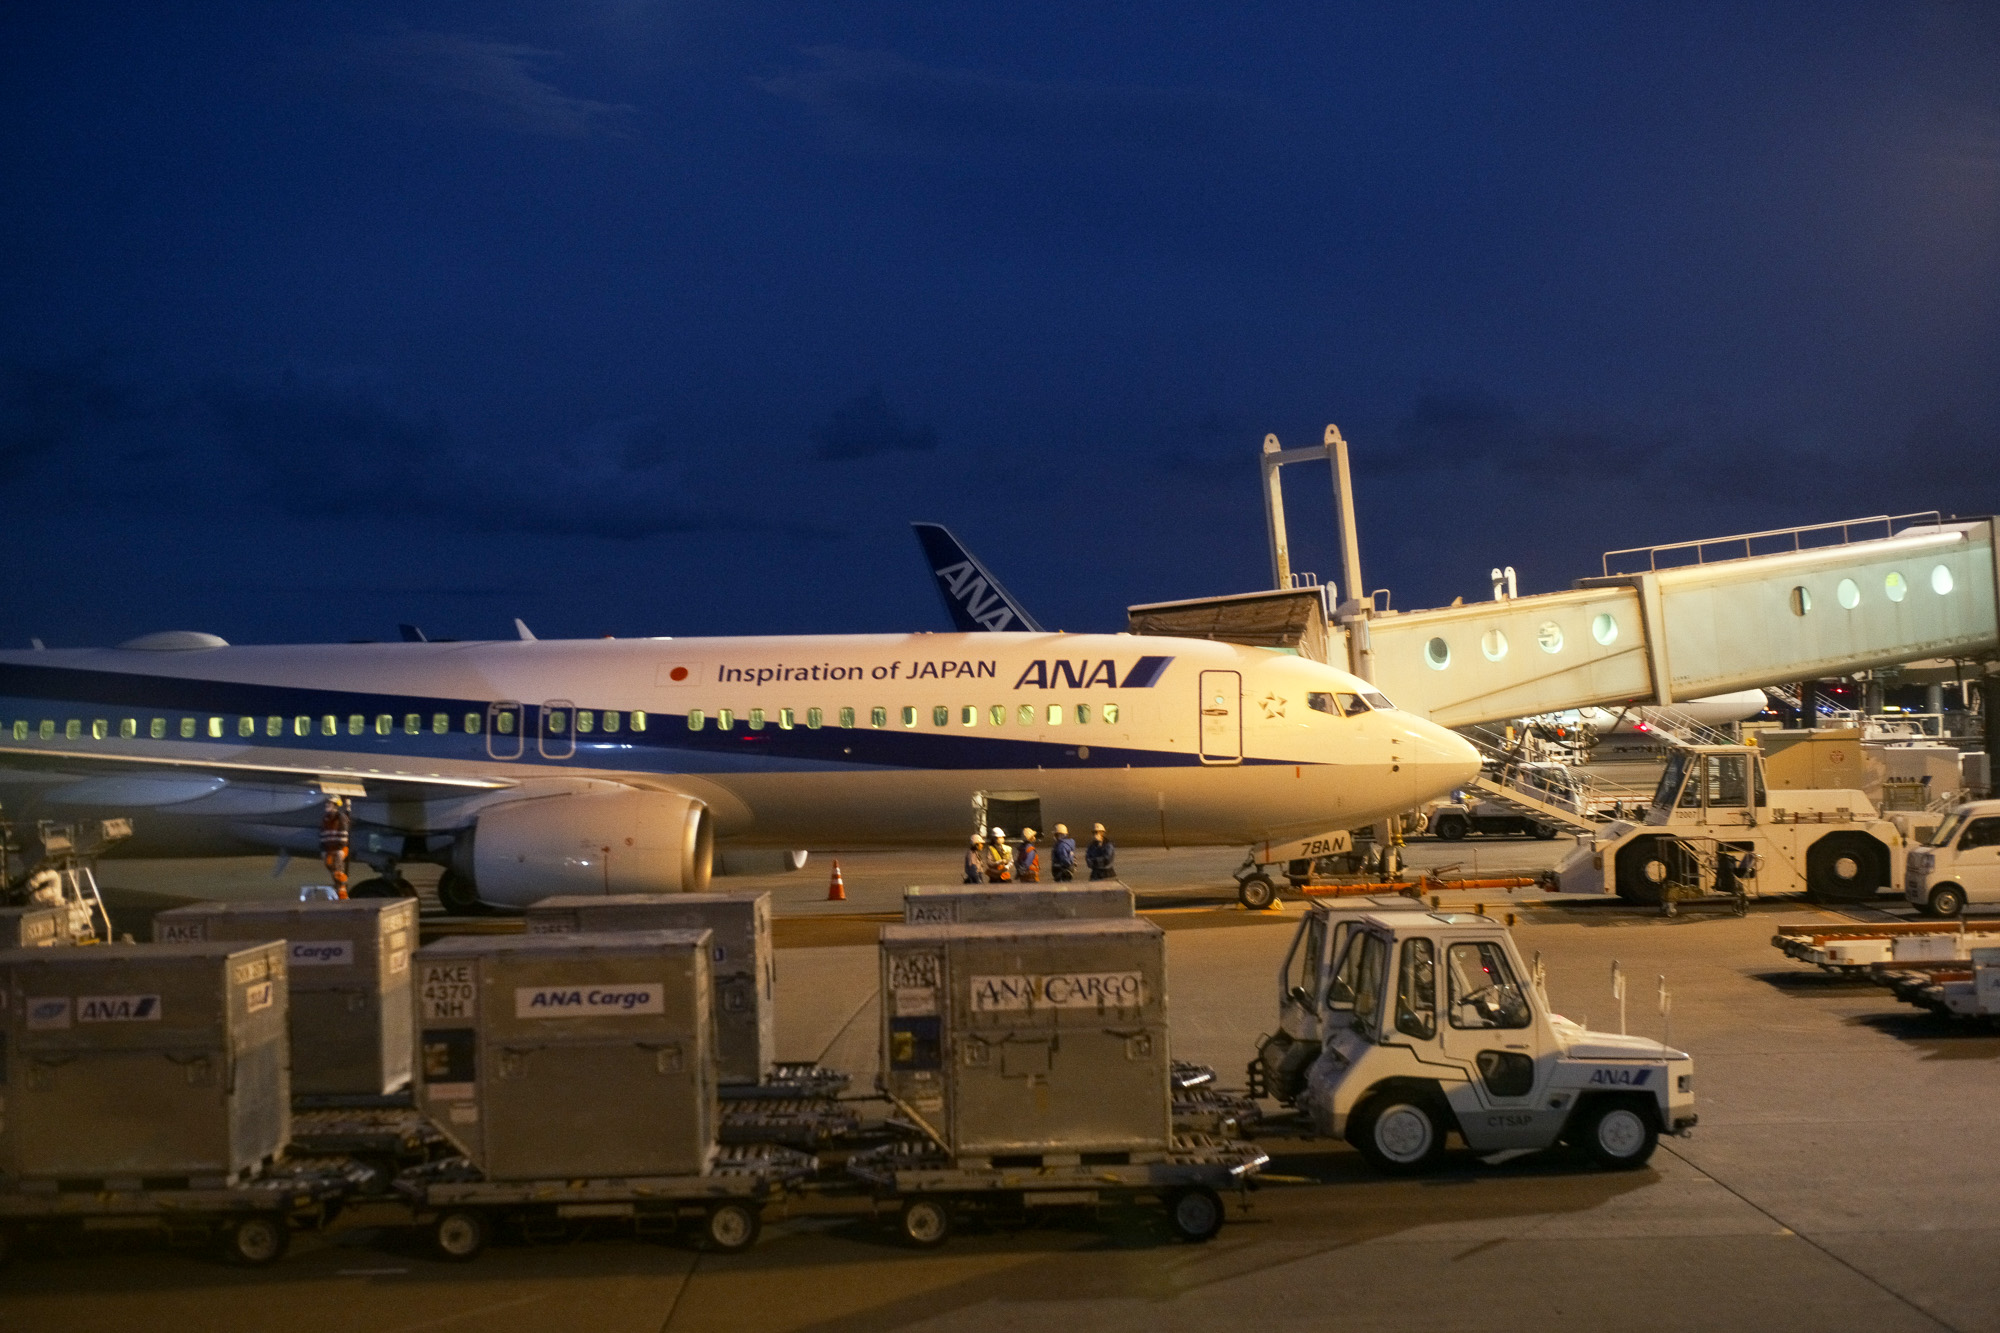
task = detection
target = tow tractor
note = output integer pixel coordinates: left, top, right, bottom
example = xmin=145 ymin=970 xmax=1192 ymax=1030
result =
xmin=1555 ymin=744 xmax=1905 ymax=907
xmin=1253 ymin=903 xmax=1694 ymax=1172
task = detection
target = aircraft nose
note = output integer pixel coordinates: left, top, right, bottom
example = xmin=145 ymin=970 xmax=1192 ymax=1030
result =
xmin=1409 ymin=717 xmax=1482 ymax=795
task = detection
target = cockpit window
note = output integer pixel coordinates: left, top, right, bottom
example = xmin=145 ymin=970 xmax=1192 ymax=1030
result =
xmin=1362 ymin=691 xmax=1395 ymax=711
xmin=1335 ymin=692 xmax=1370 ymax=716
xmin=1307 ymin=692 xmax=1338 ymax=715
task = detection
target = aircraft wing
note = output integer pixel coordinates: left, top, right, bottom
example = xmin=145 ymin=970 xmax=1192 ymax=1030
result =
xmin=0 ymin=744 xmax=517 ymax=802
xmin=910 ymin=522 xmax=1044 ymax=632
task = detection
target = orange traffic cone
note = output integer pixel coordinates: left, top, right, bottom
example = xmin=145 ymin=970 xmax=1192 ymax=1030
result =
xmin=826 ymin=859 xmax=846 ymax=901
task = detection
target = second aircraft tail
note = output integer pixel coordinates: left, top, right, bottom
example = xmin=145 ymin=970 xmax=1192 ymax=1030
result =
xmin=910 ymin=522 xmax=1044 ymax=633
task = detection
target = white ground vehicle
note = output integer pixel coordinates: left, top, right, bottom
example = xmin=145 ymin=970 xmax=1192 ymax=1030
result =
xmin=1254 ymin=905 xmax=1694 ymax=1172
xmin=1556 ymin=745 xmax=1904 ymax=905
xmin=1905 ymin=800 xmax=2000 ymax=917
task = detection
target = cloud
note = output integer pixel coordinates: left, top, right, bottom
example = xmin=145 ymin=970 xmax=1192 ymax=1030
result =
xmin=0 ymin=357 xmax=155 ymax=480
xmin=810 ymin=386 xmax=939 ymax=461
xmin=329 ymin=28 xmax=635 ymax=139
xmin=759 ymin=47 xmax=1251 ymax=158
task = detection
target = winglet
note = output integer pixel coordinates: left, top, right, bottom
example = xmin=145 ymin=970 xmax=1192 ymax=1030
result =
xmin=398 ymin=624 xmax=428 ymax=643
xmin=909 ymin=522 xmax=1044 ymax=633
xmin=513 ymin=618 xmax=537 ymax=641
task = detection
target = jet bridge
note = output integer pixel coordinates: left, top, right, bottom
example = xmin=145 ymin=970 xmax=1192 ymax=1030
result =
xmin=1351 ymin=517 xmax=1999 ymax=730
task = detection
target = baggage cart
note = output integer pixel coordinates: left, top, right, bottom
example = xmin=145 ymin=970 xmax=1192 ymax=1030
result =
xmin=394 ymin=1144 xmax=817 ymax=1259
xmin=0 ymin=1158 xmax=365 ymax=1266
xmin=846 ymin=1134 xmax=1267 ymax=1247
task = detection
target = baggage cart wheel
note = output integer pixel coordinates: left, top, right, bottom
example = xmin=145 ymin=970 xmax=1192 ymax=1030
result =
xmin=431 ymin=1209 xmax=490 ymax=1262
xmin=1578 ymin=1101 xmax=1659 ymax=1171
xmin=1237 ymin=873 xmax=1279 ymax=911
xmin=898 ymin=1198 xmax=952 ymax=1248
xmin=220 ymin=1214 xmax=290 ymax=1267
xmin=703 ymin=1202 xmax=760 ymax=1253
xmin=1350 ymin=1093 xmax=1448 ymax=1174
xmin=1165 ymin=1187 xmax=1224 ymax=1243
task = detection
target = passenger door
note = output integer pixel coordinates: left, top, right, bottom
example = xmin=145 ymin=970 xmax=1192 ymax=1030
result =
xmin=538 ymin=700 xmax=575 ymax=760
xmin=1198 ymin=670 xmax=1242 ymax=765
xmin=1954 ymin=816 xmax=2000 ymax=903
xmin=1435 ymin=938 xmax=1557 ymax=1148
xmin=486 ymin=702 xmax=524 ymax=760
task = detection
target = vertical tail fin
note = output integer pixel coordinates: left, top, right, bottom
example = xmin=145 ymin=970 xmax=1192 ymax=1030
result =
xmin=910 ymin=522 xmax=1044 ymax=633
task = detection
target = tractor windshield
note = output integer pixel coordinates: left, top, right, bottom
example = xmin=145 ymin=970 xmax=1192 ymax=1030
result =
xmin=1928 ymin=810 xmax=1971 ymax=848
xmin=1652 ymin=752 xmax=1690 ymax=810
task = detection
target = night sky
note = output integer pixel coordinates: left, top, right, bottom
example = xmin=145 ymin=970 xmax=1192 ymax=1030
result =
xmin=4 ymin=4 xmax=1996 ymax=648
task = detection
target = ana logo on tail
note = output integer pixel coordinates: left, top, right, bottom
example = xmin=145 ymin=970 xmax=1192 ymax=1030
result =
xmin=910 ymin=522 xmax=1045 ymax=633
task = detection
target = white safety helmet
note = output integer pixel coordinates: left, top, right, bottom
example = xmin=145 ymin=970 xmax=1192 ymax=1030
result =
xmin=990 ymin=827 xmax=1006 ymax=839
xmin=970 ymin=833 xmax=984 ymax=845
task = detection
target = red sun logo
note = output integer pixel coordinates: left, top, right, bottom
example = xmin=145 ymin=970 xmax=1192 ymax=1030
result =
xmin=669 ymin=666 xmax=688 ymax=682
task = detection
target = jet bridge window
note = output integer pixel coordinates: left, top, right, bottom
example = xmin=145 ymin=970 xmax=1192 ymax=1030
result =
xmin=1395 ymin=938 xmax=1438 ymax=1040
xmin=1446 ymin=941 xmax=1531 ymax=1030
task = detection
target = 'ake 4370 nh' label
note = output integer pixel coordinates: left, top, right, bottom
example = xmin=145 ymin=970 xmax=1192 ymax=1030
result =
xmin=420 ymin=963 xmax=477 ymax=1020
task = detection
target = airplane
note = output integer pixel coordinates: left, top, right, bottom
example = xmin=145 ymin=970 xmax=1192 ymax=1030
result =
xmin=911 ymin=523 xmax=1042 ymax=633
xmin=0 ymin=628 xmax=1481 ymax=912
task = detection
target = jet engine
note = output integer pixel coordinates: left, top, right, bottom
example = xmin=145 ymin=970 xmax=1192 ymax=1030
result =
xmin=450 ymin=789 xmax=713 ymax=908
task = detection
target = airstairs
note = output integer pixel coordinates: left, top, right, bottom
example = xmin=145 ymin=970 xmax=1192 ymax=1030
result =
xmin=1461 ymin=774 xmax=1600 ymax=835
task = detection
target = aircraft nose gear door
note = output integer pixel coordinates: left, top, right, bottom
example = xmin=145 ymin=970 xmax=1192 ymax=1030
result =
xmin=487 ymin=702 xmax=524 ymax=760
xmin=1198 ymin=670 xmax=1243 ymax=765
xmin=538 ymin=700 xmax=576 ymax=760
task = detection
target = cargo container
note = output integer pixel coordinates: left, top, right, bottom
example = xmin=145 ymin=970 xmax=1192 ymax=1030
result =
xmin=152 ymin=898 xmax=416 ymax=1098
xmin=0 ymin=905 xmax=68 ymax=949
xmin=0 ymin=941 xmax=289 ymax=1185
xmin=901 ymin=884 xmax=1135 ymax=925
xmin=412 ymin=931 xmax=715 ymax=1181
xmin=523 ymin=892 xmax=772 ymax=1086
xmin=879 ymin=919 xmax=1171 ymax=1158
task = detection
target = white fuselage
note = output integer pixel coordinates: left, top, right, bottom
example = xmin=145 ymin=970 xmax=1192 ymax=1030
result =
xmin=0 ymin=632 xmax=1480 ymax=858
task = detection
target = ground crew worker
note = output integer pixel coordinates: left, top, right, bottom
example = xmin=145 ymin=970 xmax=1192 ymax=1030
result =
xmin=1086 ymin=822 xmax=1116 ymax=881
xmin=965 ymin=834 xmax=985 ymax=884
xmin=319 ymin=795 xmax=352 ymax=899
xmin=1051 ymin=823 xmax=1076 ymax=881
xmin=1015 ymin=827 xmax=1040 ymax=882
xmin=985 ymin=827 xmax=1013 ymax=882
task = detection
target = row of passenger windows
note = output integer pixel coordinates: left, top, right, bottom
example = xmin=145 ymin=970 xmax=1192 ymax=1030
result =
xmin=9 ymin=710 xmax=650 ymax=742
xmin=687 ymin=703 xmax=1122 ymax=732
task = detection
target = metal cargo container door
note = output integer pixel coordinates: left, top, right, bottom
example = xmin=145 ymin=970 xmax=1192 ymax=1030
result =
xmin=482 ymin=1040 xmax=707 ymax=1180
xmin=1198 ymin=670 xmax=1242 ymax=765
xmin=18 ymin=1049 xmax=227 ymax=1177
